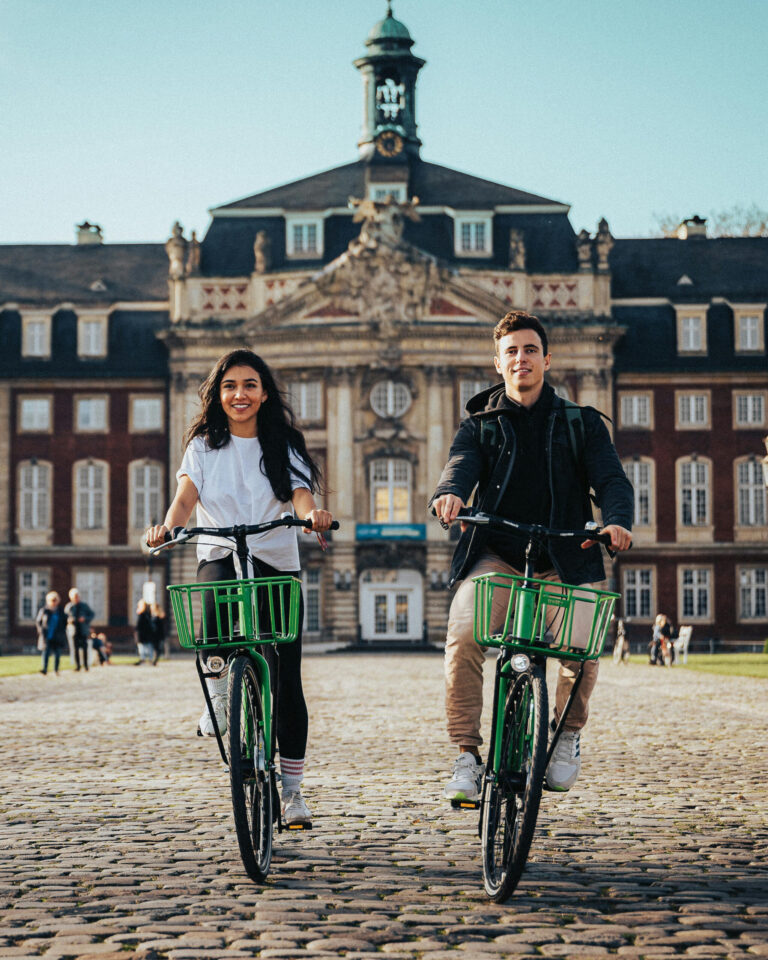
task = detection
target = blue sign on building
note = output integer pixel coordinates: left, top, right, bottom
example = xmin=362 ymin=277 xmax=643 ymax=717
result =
xmin=356 ymin=523 xmax=426 ymax=541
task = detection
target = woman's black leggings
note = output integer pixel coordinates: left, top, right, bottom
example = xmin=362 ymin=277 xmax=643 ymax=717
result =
xmin=197 ymin=554 xmax=308 ymax=759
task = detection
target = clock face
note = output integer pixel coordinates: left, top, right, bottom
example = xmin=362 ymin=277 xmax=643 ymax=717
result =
xmin=376 ymin=131 xmax=404 ymax=157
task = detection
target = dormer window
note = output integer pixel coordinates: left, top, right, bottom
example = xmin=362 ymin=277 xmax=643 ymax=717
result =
xmin=734 ymin=307 xmax=765 ymax=354
xmin=676 ymin=306 xmax=708 ymax=355
xmin=21 ymin=314 xmax=51 ymax=358
xmin=454 ymin=213 xmax=493 ymax=257
xmin=285 ymin=216 xmax=323 ymax=258
xmin=77 ymin=315 xmax=108 ymax=358
xmin=368 ymin=183 xmax=407 ymax=203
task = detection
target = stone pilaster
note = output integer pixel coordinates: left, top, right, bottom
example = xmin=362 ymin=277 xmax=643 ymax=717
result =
xmin=0 ymin=383 xmax=10 ymax=651
xmin=326 ymin=367 xmax=357 ymax=544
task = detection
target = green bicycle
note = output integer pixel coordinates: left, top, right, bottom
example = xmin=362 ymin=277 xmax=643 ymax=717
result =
xmin=149 ymin=515 xmax=338 ymax=882
xmin=451 ymin=510 xmax=619 ymax=902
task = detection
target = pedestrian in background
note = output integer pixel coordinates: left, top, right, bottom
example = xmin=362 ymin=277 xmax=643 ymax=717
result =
xmin=64 ymin=588 xmax=94 ymax=672
xmin=134 ymin=599 xmax=155 ymax=664
xmin=36 ymin=591 xmax=68 ymax=675
xmin=89 ymin=629 xmax=110 ymax=666
xmin=150 ymin=603 xmax=166 ymax=664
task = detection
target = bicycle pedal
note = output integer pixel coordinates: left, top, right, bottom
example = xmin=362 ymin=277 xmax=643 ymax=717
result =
xmin=450 ymin=798 xmax=480 ymax=810
xmin=286 ymin=822 xmax=312 ymax=830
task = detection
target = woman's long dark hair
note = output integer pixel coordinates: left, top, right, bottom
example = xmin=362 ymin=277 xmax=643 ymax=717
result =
xmin=184 ymin=349 xmax=324 ymax=503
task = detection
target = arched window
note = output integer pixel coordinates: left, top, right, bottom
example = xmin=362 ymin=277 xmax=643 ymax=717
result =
xmin=735 ymin=457 xmax=766 ymax=527
xmin=677 ymin=457 xmax=711 ymax=527
xmin=129 ymin=460 xmax=164 ymax=530
xmin=622 ymin=458 xmax=654 ymax=527
xmin=370 ymin=458 xmax=411 ymax=523
xmin=74 ymin=460 xmax=108 ymax=530
xmin=18 ymin=460 xmax=51 ymax=531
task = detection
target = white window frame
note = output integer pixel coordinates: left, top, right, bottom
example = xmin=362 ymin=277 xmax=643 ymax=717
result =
xmin=675 ymin=307 xmax=708 ymax=355
xmin=453 ymin=213 xmax=493 ymax=257
xmin=370 ymin=380 xmax=412 ymax=419
xmin=18 ymin=568 xmax=50 ymax=623
xmin=618 ymin=391 xmax=653 ymax=430
xmin=77 ymin=314 xmax=108 ymax=358
xmin=677 ymin=456 xmax=711 ymax=528
xmin=459 ymin=378 xmax=494 ymax=419
xmin=675 ymin=390 xmax=711 ymax=430
xmin=370 ymin=458 xmax=412 ymax=523
xmin=129 ymin=394 xmax=165 ymax=433
xmin=678 ymin=565 xmax=714 ymax=623
xmin=302 ymin=568 xmax=322 ymax=635
xmin=18 ymin=395 xmax=53 ymax=432
xmin=285 ymin=215 xmax=323 ymax=258
xmin=75 ymin=395 xmax=109 ymax=432
xmin=129 ymin=460 xmax=164 ymax=532
xmin=368 ymin=182 xmax=407 ymax=203
xmin=287 ymin=381 xmax=323 ymax=422
xmin=734 ymin=457 xmax=767 ymax=528
xmin=737 ymin=566 xmax=768 ymax=622
xmin=733 ymin=307 xmax=765 ymax=354
xmin=622 ymin=566 xmax=655 ymax=622
xmin=622 ymin=458 xmax=654 ymax=528
xmin=73 ymin=459 xmax=109 ymax=538
xmin=18 ymin=460 xmax=52 ymax=534
xmin=21 ymin=313 xmax=51 ymax=358
xmin=72 ymin=568 xmax=108 ymax=626
xmin=733 ymin=391 xmax=767 ymax=429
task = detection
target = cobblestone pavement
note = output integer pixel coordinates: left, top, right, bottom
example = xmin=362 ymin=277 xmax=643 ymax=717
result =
xmin=1 ymin=654 xmax=766 ymax=960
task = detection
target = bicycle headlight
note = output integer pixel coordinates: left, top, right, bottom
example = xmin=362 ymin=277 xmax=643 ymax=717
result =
xmin=206 ymin=655 xmax=226 ymax=674
xmin=511 ymin=653 xmax=530 ymax=673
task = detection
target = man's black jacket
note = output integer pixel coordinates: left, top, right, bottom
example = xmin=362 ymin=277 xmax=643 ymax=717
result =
xmin=430 ymin=382 xmax=634 ymax=587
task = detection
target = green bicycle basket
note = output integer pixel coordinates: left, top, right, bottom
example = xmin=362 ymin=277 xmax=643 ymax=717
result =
xmin=167 ymin=576 xmax=301 ymax=650
xmin=472 ymin=573 xmax=619 ymax=661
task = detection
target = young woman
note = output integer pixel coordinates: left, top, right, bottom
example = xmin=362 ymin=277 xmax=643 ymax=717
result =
xmin=146 ymin=349 xmax=333 ymax=827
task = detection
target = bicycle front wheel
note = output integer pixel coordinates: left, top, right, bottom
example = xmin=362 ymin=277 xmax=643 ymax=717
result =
xmin=228 ymin=655 xmax=273 ymax=882
xmin=481 ymin=663 xmax=548 ymax=902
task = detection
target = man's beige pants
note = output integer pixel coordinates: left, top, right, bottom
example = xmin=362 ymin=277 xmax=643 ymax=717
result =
xmin=445 ymin=553 xmax=599 ymax=748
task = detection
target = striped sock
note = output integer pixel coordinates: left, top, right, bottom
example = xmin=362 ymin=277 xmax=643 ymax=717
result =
xmin=280 ymin=756 xmax=305 ymax=793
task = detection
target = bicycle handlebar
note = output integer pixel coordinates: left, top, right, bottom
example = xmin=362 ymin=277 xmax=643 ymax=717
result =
xmin=148 ymin=516 xmax=340 ymax=555
xmin=452 ymin=509 xmax=615 ymax=548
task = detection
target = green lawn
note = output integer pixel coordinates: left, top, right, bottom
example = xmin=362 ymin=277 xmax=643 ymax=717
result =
xmin=624 ymin=652 xmax=768 ymax=679
xmin=0 ymin=655 xmax=140 ymax=677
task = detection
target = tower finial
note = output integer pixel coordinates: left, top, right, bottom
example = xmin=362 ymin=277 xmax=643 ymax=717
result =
xmin=386 ymin=0 xmax=393 ymax=16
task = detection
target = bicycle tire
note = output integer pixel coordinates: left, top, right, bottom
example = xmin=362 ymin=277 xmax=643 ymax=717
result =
xmin=228 ymin=655 xmax=273 ymax=882
xmin=481 ymin=663 xmax=548 ymax=902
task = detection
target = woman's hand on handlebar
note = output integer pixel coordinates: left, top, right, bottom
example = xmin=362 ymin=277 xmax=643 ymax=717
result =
xmin=145 ymin=524 xmax=171 ymax=549
xmin=300 ymin=509 xmax=334 ymax=533
xmin=581 ymin=524 xmax=632 ymax=551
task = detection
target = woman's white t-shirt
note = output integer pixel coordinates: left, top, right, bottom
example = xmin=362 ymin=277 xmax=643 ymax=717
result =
xmin=177 ymin=434 xmax=311 ymax=570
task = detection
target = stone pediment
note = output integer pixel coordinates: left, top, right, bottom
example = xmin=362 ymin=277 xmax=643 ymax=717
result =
xmin=244 ymin=198 xmax=512 ymax=338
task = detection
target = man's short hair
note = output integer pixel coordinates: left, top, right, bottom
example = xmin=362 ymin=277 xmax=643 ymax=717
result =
xmin=493 ymin=311 xmax=548 ymax=355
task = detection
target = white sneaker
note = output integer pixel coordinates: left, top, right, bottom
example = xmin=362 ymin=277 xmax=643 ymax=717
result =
xmin=198 ymin=673 xmax=227 ymax=737
xmin=443 ymin=753 xmax=485 ymax=801
xmin=282 ymin=790 xmax=312 ymax=827
xmin=545 ymin=729 xmax=581 ymax=791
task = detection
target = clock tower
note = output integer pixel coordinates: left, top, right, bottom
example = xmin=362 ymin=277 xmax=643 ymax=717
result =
xmin=355 ymin=2 xmax=425 ymax=163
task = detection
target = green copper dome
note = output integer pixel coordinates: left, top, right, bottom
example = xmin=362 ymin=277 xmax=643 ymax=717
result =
xmin=366 ymin=3 xmax=413 ymax=47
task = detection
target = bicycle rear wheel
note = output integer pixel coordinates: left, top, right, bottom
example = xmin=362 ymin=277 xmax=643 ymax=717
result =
xmin=481 ymin=663 xmax=548 ymax=902
xmin=228 ymin=655 xmax=273 ymax=882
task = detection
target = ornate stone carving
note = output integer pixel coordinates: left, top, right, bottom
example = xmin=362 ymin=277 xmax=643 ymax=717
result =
xmin=185 ymin=230 xmax=201 ymax=277
xmin=314 ymin=197 xmax=439 ymax=336
xmin=576 ymin=229 xmax=593 ymax=272
xmin=253 ymin=230 xmax=272 ymax=274
xmin=595 ymin=218 xmax=614 ymax=272
xmin=165 ymin=222 xmax=187 ymax=279
xmin=508 ymin=228 xmax=526 ymax=271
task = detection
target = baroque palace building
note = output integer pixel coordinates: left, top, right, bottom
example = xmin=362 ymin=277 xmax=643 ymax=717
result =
xmin=1 ymin=6 xmax=766 ymax=652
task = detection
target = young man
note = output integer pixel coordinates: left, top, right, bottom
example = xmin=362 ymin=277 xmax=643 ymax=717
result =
xmin=431 ymin=311 xmax=633 ymax=799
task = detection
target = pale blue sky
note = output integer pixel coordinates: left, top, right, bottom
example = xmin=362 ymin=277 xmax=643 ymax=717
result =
xmin=2 ymin=0 xmax=766 ymax=244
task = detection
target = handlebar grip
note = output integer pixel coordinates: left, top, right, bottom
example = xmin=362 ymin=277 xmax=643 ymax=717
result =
xmin=330 ymin=520 xmax=340 ymax=530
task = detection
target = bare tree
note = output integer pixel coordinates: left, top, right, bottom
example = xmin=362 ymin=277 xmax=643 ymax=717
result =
xmin=653 ymin=204 xmax=768 ymax=238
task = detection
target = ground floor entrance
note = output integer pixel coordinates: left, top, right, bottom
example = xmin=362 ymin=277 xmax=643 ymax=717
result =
xmin=359 ymin=569 xmax=423 ymax=642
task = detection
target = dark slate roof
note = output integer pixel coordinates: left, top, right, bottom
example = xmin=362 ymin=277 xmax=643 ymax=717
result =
xmin=611 ymin=237 xmax=768 ymax=302
xmin=0 ymin=308 xmax=169 ymax=378
xmin=0 ymin=244 xmax=169 ymax=305
xmin=213 ymin=159 xmax=564 ymax=212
